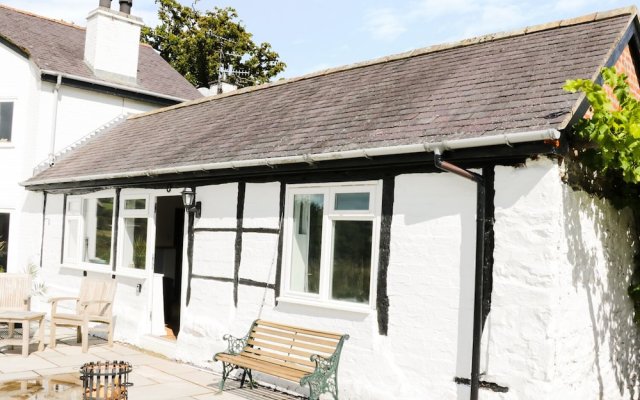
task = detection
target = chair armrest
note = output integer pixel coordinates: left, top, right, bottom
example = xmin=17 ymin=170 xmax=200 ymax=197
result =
xmin=49 ymin=296 xmax=79 ymax=314
xmin=79 ymin=300 xmax=112 ymax=307
xmin=48 ymin=296 xmax=80 ymax=303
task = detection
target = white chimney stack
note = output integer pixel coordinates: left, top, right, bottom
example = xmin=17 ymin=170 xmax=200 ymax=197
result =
xmin=84 ymin=0 xmax=143 ymax=83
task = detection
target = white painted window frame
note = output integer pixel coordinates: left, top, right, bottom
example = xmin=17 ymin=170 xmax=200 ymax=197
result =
xmin=63 ymin=190 xmax=116 ymax=272
xmin=279 ymin=181 xmax=382 ymax=313
xmin=0 ymin=97 xmax=16 ymax=148
xmin=116 ymin=194 xmax=153 ymax=277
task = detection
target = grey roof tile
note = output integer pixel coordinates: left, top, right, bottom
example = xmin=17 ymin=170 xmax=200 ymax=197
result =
xmin=27 ymin=9 xmax=635 ymax=185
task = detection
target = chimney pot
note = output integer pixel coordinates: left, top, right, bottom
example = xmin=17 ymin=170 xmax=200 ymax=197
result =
xmin=99 ymin=0 xmax=112 ymax=8
xmin=119 ymin=0 xmax=132 ymax=14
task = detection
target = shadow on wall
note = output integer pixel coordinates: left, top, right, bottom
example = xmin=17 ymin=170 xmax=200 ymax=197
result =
xmin=564 ymin=187 xmax=640 ymax=399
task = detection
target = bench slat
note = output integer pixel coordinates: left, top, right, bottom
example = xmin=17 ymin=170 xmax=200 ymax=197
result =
xmin=247 ymin=339 xmax=328 ymax=359
xmin=217 ymin=353 xmax=309 ymax=382
xmin=253 ymin=326 xmax=339 ymax=348
xmin=256 ymin=319 xmax=343 ymax=340
xmin=250 ymin=332 xmax=336 ymax=354
xmin=242 ymin=349 xmax=315 ymax=371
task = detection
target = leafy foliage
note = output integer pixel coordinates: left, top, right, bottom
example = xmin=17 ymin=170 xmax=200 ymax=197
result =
xmin=565 ymin=68 xmax=640 ymax=323
xmin=564 ymin=67 xmax=640 ymax=183
xmin=142 ymin=0 xmax=286 ymax=89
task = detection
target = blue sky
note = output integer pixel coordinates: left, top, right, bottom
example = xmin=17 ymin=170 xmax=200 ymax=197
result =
xmin=3 ymin=0 xmax=639 ymax=78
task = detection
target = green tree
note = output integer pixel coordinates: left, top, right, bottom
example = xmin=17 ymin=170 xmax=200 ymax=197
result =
xmin=142 ymin=0 xmax=286 ymax=89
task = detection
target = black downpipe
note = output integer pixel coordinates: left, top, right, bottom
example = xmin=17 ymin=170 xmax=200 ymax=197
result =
xmin=434 ymin=151 xmax=485 ymax=400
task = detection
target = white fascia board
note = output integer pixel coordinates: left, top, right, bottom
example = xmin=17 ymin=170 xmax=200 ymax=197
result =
xmin=23 ymin=128 xmax=561 ymax=187
xmin=40 ymin=69 xmax=189 ymax=103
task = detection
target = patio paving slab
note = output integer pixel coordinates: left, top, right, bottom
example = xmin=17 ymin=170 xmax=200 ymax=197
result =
xmin=0 ymin=325 xmax=302 ymax=399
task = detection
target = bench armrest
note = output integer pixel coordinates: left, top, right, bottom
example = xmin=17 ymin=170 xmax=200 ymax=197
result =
xmin=300 ymin=334 xmax=350 ymax=390
xmin=220 ymin=333 xmax=249 ymax=355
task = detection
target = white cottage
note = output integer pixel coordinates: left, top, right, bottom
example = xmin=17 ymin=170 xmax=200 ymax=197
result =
xmin=0 ymin=1 xmax=201 ymax=273
xmin=20 ymin=6 xmax=640 ymax=400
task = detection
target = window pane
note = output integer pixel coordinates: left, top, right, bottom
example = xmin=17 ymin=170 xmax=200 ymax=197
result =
xmin=122 ymin=218 xmax=147 ymax=269
xmin=65 ymin=219 xmax=79 ymax=262
xmin=125 ymin=199 xmax=146 ymax=210
xmin=83 ymin=198 xmax=113 ymax=265
xmin=0 ymin=102 xmax=13 ymax=142
xmin=67 ymin=199 xmax=81 ymax=216
xmin=331 ymin=220 xmax=373 ymax=304
xmin=290 ymin=194 xmax=323 ymax=294
xmin=335 ymin=192 xmax=370 ymax=210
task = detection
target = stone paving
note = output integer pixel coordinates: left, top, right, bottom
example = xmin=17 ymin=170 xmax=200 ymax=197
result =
xmin=0 ymin=326 xmax=300 ymax=400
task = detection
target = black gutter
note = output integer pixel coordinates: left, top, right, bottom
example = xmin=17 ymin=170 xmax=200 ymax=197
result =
xmin=434 ymin=151 xmax=485 ymax=400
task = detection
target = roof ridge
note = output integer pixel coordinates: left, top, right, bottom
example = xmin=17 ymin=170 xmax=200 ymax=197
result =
xmin=0 ymin=3 xmax=84 ymax=31
xmin=130 ymin=6 xmax=638 ymax=121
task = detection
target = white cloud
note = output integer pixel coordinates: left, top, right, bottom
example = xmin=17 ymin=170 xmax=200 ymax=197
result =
xmin=363 ymin=8 xmax=407 ymax=42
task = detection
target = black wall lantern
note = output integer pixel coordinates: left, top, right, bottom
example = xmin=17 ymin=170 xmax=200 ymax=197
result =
xmin=181 ymin=188 xmax=201 ymax=218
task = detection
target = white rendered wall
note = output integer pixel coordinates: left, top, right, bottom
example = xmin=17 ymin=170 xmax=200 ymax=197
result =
xmin=31 ymin=157 xmax=640 ymax=399
xmin=0 ymin=42 xmax=42 ymax=273
xmin=33 ymin=83 xmax=157 ymax=165
xmin=179 ymin=177 xmax=477 ymax=399
xmin=37 ymin=189 xmax=153 ymax=343
xmin=484 ymin=158 xmax=640 ymax=400
xmin=0 ymin=38 xmax=160 ymax=274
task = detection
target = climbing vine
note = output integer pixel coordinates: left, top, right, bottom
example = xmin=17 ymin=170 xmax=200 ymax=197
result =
xmin=564 ymin=67 xmax=640 ymax=322
xmin=564 ymin=67 xmax=640 ymax=183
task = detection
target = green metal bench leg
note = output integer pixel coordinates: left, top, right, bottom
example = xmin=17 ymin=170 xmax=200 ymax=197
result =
xmin=220 ymin=362 xmax=234 ymax=391
xmin=240 ymin=369 xmax=247 ymax=388
xmin=239 ymin=369 xmax=256 ymax=389
xmin=305 ymin=369 xmax=339 ymax=400
xmin=247 ymin=370 xmax=256 ymax=389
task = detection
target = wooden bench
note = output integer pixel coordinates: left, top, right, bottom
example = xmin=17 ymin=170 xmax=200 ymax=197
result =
xmin=214 ymin=319 xmax=349 ymax=400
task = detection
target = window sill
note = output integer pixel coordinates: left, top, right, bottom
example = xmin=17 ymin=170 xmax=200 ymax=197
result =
xmin=59 ymin=263 xmax=148 ymax=280
xmin=0 ymin=142 xmax=14 ymax=149
xmin=276 ymin=296 xmax=374 ymax=315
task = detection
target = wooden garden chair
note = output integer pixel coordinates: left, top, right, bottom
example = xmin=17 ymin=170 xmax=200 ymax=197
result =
xmin=49 ymin=277 xmax=117 ymax=353
xmin=0 ymin=273 xmax=31 ymax=337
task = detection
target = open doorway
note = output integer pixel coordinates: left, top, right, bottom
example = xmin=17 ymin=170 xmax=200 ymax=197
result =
xmin=0 ymin=213 xmax=9 ymax=272
xmin=154 ymin=196 xmax=184 ymax=339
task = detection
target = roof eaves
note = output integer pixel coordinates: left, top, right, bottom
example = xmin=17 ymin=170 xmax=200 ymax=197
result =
xmin=40 ymin=70 xmax=191 ymax=104
xmin=0 ymin=32 xmax=30 ymax=58
xmin=23 ymin=129 xmax=561 ymax=188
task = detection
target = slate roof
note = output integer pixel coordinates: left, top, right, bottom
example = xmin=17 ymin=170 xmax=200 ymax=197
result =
xmin=26 ymin=8 xmax=636 ymax=186
xmin=0 ymin=4 xmax=201 ymax=101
